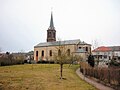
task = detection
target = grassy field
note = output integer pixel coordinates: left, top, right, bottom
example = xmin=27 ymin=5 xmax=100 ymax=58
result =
xmin=0 ymin=64 xmax=97 ymax=90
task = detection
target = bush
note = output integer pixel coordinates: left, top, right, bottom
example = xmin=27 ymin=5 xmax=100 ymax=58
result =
xmin=0 ymin=54 xmax=24 ymax=66
xmin=110 ymin=60 xmax=120 ymax=66
xmin=80 ymin=63 xmax=120 ymax=89
xmin=88 ymin=55 xmax=95 ymax=67
xmin=37 ymin=60 xmax=54 ymax=64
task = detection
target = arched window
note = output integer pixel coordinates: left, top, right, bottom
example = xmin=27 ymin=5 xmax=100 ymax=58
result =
xmin=58 ymin=49 xmax=61 ymax=56
xmin=41 ymin=50 xmax=44 ymax=57
xmin=67 ymin=49 xmax=70 ymax=56
xmin=50 ymin=50 xmax=52 ymax=56
xmin=48 ymin=32 xmax=51 ymax=37
xmin=86 ymin=47 xmax=88 ymax=52
xmin=36 ymin=51 xmax=38 ymax=61
xmin=53 ymin=32 xmax=55 ymax=38
xmin=89 ymin=47 xmax=91 ymax=54
xmin=36 ymin=51 xmax=38 ymax=56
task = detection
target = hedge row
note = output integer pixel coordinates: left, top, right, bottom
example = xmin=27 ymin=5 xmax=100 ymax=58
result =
xmin=80 ymin=64 xmax=120 ymax=90
xmin=0 ymin=56 xmax=24 ymax=66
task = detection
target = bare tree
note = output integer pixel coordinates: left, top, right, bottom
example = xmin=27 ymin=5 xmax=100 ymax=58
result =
xmin=92 ymin=39 xmax=99 ymax=50
xmin=53 ymin=40 xmax=73 ymax=79
xmin=92 ymin=39 xmax=100 ymax=66
xmin=69 ymin=54 xmax=83 ymax=66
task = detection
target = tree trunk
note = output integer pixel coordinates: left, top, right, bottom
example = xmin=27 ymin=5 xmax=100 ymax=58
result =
xmin=60 ymin=64 xmax=63 ymax=79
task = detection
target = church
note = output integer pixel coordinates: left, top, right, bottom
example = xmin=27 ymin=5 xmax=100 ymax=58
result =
xmin=34 ymin=12 xmax=91 ymax=62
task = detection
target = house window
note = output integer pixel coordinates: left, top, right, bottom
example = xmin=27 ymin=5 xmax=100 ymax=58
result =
xmin=41 ymin=50 xmax=44 ymax=57
xmin=104 ymin=55 xmax=107 ymax=59
xmin=36 ymin=51 xmax=38 ymax=56
xmin=104 ymin=52 xmax=106 ymax=55
xmin=58 ymin=49 xmax=61 ymax=56
xmin=99 ymin=55 xmax=102 ymax=59
xmin=50 ymin=50 xmax=52 ymax=56
xmin=67 ymin=49 xmax=70 ymax=56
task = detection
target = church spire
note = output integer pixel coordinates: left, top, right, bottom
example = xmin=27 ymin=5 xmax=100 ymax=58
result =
xmin=47 ymin=11 xmax=56 ymax=42
xmin=49 ymin=12 xmax=54 ymax=29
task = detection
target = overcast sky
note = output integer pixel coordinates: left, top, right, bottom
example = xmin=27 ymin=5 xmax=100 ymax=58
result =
xmin=0 ymin=0 xmax=120 ymax=52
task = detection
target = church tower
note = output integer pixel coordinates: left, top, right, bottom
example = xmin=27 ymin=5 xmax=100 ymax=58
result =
xmin=47 ymin=12 xmax=56 ymax=42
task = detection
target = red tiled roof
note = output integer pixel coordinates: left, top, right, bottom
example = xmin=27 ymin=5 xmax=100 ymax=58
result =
xmin=92 ymin=46 xmax=112 ymax=52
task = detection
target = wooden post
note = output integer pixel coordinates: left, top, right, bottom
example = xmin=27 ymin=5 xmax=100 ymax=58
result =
xmin=60 ymin=63 xmax=63 ymax=79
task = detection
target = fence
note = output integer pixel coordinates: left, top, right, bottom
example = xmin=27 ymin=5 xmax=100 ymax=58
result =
xmin=80 ymin=62 xmax=120 ymax=90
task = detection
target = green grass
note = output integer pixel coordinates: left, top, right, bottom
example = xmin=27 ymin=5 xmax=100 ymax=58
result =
xmin=0 ymin=64 xmax=97 ymax=90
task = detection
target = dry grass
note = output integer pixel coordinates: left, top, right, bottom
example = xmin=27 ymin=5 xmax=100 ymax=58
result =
xmin=0 ymin=64 xmax=97 ymax=90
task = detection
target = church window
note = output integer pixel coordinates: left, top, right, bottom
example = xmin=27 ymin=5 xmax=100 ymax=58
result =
xmin=86 ymin=47 xmax=88 ymax=52
xmin=58 ymin=49 xmax=61 ymax=56
xmin=53 ymin=32 xmax=55 ymax=38
xmin=90 ymin=47 xmax=91 ymax=54
xmin=36 ymin=51 xmax=38 ymax=56
xmin=67 ymin=49 xmax=70 ymax=56
xmin=50 ymin=50 xmax=52 ymax=56
xmin=41 ymin=50 xmax=44 ymax=57
xmin=48 ymin=32 xmax=51 ymax=37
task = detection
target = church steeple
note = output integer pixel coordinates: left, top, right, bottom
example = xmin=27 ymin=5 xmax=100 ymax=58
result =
xmin=49 ymin=12 xmax=54 ymax=29
xmin=47 ymin=12 xmax=56 ymax=42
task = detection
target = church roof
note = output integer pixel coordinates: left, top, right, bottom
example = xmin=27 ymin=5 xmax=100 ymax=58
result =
xmin=74 ymin=49 xmax=87 ymax=53
xmin=34 ymin=39 xmax=89 ymax=48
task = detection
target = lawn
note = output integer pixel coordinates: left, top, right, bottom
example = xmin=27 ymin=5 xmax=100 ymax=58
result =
xmin=0 ymin=64 xmax=97 ymax=90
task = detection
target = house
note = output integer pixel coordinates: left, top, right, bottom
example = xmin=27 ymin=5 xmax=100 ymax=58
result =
xmin=92 ymin=46 xmax=120 ymax=66
xmin=92 ymin=46 xmax=111 ymax=61
xmin=109 ymin=46 xmax=120 ymax=62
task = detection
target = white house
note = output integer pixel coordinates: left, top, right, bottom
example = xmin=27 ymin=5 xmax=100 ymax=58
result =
xmin=92 ymin=46 xmax=120 ymax=66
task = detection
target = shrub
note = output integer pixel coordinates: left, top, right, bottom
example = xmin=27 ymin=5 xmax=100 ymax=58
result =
xmin=110 ymin=60 xmax=120 ymax=66
xmin=80 ymin=63 xmax=120 ymax=89
xmin=88 ymin=55 xmax=95 ymax=67
xmin=0 ymin=54 xmax=24 ymax=66
xmin=37 ymin=60 xmax=54 ymax=64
